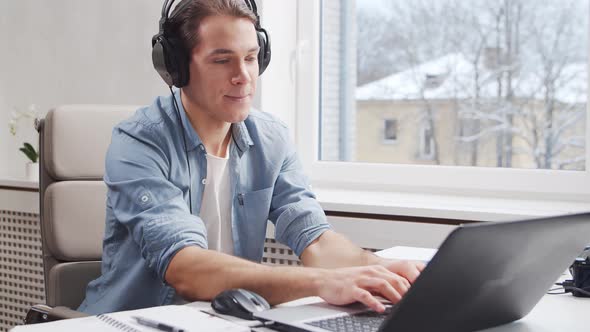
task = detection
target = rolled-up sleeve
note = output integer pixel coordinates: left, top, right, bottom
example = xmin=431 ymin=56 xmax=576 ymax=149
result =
xmin=105 ymin=123 xmax=207 ymax=281
xmin=268 ymin=129 xmax=331 ymax=257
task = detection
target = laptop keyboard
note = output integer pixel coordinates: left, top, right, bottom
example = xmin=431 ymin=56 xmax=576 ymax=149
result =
xmin=305 ymin=306 xmax=392 ymax=332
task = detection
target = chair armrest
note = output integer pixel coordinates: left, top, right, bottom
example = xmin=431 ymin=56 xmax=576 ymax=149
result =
xmin=24 ymin=304 xmax=90 ymax=324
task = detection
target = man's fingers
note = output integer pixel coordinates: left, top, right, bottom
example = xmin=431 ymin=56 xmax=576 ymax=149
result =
xmin=396 ymin=261 xmax=424 ymax=284
xmin=398 ymin=275 xmax=411 ymax=289
xmin=416 ymin=261 xmax=426 ymax=272
xmin=370 ymin=266 xmax=412 ymax=290
xmin=384 ymin=275 xmax=410 ymax=296
xmin=353 ymin=287 xmax=385 ymax=312
xmin=359 ymin=278 xmax=403 ymax=304
xmin=379 ymin=260 xmax=426 ymax=284
xmin=402 ymin=266 xmax=421 ymax=284
xmin=367 ymin=265 xmax=411 ymax=287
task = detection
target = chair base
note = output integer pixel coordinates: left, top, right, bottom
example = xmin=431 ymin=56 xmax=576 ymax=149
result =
xmin=24 ymin=304 xmax=90 ymax=324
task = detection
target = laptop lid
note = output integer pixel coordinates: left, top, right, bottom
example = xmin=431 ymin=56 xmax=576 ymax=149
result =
xmin=256 ymin=212 xmax=590 ymax=332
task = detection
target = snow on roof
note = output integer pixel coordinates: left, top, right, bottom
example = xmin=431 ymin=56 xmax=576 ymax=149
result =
xmin=356 ymin=53 xmax=587 ymax=104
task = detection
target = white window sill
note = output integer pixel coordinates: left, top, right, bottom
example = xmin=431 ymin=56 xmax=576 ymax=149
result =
xmin=2 ymin=177 xmax=587 ymax=223
xmin=0 ymin=177 xmax=39 ymax=190
xmin=314 ymin=187 xmax=590 ymax=222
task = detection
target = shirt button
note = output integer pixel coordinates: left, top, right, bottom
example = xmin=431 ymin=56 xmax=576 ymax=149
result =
xmin=202 ymin=178 xmax=207 ymax=185
xmin=199 ymin=145 xmax=205 ymax=151
xmin=140 ymin=195 xmax=149 ymax=203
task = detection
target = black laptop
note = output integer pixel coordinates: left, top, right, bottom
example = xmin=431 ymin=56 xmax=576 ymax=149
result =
xmin=254 ymin=212 xmax=590 ymax=332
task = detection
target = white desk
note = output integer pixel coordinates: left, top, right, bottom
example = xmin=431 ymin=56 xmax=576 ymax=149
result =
xmin=188 ymin=291 xmax=589 ymax=332
xmin=479 ymin=293 xmax=589 ymax=331
xmin=191 ymin=246 xmax=590 ymax=332
xmin=9 ymin=247 xmax=590 ymax=331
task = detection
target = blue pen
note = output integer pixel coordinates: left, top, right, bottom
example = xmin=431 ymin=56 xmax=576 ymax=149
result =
xmin=133 ymin=316 xmax=185 ymax=332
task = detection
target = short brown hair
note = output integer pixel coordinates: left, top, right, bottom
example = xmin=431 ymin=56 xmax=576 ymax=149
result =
xmin=167 ymin=0 xmax=258 ymax=53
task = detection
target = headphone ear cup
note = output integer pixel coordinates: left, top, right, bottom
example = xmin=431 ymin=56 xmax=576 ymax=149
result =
xmin=151 ymin=34 xmax=190 ymax=87
xmin=256 ymin=29 xmax=271 ymax=75
xmin=152 ymin=34 xmax=174 ymax=86
xmin=167 ymin=36 xmax=190 ymax=87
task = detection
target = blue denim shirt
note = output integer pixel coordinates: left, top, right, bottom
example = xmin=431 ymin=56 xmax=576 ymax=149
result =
xmin=78 ymin=91 xmax=331 ymax=314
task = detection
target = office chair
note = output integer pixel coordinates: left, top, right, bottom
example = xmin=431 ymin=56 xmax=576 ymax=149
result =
xmin=26 ymin=105 xmax=137 ymax=323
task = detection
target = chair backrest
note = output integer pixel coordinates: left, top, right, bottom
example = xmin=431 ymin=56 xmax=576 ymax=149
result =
xmin=38 ymin=105 xmax=137 ymax=308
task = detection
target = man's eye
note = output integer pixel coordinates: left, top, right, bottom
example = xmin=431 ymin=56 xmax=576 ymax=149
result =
xmin=245 ymin=56 xmax=257 ymax=62
xmin=214 ymin=59 xmax=229 ymax=64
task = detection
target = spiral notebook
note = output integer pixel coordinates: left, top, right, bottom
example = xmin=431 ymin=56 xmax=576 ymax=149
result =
xmin=10 ymin=305 xmax=249 ymax=332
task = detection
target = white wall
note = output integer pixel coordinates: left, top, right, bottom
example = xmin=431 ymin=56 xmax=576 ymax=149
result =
xmin=0 ymin=1 xmax=296 ymax=179
xmin=0 ymin=1 xmax=175 ymax=178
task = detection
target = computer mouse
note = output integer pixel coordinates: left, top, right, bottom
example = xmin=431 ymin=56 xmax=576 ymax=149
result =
xmin=211 ymin=288 xmax=271 ymax=320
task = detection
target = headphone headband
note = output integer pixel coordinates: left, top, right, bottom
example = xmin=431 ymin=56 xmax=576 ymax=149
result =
xmin=243 ymin=0 xmax=260 ymax=27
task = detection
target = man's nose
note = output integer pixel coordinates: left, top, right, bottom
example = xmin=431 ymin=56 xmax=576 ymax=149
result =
xmin=231 ymin=61 xmax=253 ymax=85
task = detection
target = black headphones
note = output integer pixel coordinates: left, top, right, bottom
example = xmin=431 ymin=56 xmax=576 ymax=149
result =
xmin=151 ymin=0 xmax=271 ymax=88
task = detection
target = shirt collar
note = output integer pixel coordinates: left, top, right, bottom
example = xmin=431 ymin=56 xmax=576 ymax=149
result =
xmin=173 ymin=89 xmax=254 ymax=153
xmin=231 ymin=121 xmax=254 ymax=153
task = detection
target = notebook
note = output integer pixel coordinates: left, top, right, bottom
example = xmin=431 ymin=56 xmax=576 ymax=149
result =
xmin=10 ymin=305 xmax=249 ymax=332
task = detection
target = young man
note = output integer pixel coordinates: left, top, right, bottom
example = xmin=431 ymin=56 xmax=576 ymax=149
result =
xmin=79 ymin=0 xmax=424 ymax=315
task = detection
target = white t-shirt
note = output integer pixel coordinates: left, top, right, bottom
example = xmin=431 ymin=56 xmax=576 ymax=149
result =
xmin=173 ymin=142 xmax=234 ymax=304
xmin=199 ymin=143 xmax=234 ymax=255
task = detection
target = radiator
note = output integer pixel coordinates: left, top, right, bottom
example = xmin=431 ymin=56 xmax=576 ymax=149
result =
xmin=0 ymin=210 xmax=44 ymax=332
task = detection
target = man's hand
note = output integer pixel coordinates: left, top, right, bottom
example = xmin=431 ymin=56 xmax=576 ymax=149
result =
xmin=166 ymin=245 xmax=426 ymax=308
xmin=377 ymin=259 xmax=426 ymax=284
xmin=300 ymin=230 xmax=428 ymax=311
xmin=315 ymin=265 xmax=414 ymax=313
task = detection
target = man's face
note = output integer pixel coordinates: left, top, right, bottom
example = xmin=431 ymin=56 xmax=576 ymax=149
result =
xmin=185 ymin=15 xmax=259 ymax=123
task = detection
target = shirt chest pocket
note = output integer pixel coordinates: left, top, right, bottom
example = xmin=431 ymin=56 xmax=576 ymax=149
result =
xmin=239 ymin=187 xmax=273 ymax=225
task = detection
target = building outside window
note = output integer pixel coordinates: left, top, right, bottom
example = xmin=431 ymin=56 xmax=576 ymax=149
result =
xmin=320 ymin=0 xmax=587 ymax=171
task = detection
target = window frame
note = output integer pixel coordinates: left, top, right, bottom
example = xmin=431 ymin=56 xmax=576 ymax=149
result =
xmin=295 ymin=0 xmax=590 ymax=202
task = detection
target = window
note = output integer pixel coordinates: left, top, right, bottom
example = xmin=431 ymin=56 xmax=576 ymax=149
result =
xmin=383 ymin=119 xmax=398 ymax=143
xmin=322 ymin=0 xmax=587 ymax=170
xmin=295 ymin=0 xmax=590 ymax=199
xmin=419 ymin=122 xmax=435 ymax=160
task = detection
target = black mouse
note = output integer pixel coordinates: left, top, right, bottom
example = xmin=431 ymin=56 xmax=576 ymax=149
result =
xmin=211 ymin=288 xmax=271 ymax=320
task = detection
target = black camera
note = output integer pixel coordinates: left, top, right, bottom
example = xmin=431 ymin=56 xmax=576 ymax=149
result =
xmin=567 ymin=247 xmax=590 ymax=297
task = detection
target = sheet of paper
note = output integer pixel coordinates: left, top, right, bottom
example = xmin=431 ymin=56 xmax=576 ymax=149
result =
xmin=375 ymin=245 xmax=437 ymax=262
xmin=10 ymin=305 xmax=249 ymax=332
xmin=10 ymin=316 xmax=110 ymax=332
xmin=110 ymin=305 xmax=249 ymax=332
